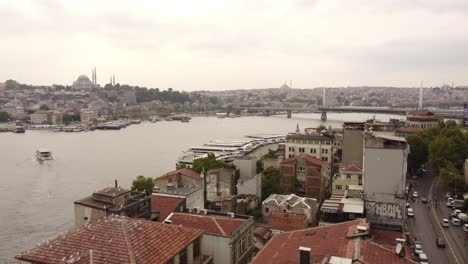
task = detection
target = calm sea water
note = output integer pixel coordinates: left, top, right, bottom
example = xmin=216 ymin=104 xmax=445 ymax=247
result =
xmin=0 ymin=113 xmax=402 ymax=262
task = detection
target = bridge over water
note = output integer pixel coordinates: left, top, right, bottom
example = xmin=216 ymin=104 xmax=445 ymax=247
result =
xmin=234 ymin=106 xmax=463 ymax=119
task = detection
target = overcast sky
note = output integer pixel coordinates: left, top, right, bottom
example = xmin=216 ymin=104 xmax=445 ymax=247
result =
xmin=1 ymin=0 xmax=467 ymax=90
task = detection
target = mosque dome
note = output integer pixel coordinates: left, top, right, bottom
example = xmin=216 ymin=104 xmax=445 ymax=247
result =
xmin=72 ymin=74 xmax=94 ymax=90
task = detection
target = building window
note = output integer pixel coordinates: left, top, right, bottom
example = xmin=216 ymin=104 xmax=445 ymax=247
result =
xmin=288 ymin=147 xmax=295 ymax=152
xmin=310 ymin=148 xmax=316 ymax=154
xmin=321 ymin=149 xmax=328 ymax=154
xmin=325 ymin=141 xmax=331 ymax=145
xmin=179 ymin=248 xmax=187 ymax=264
xmin=322 ymin=156 xmax=328 ymax=162
xmin=336 ymin=185 xmax=343 ymax=190
xmin=289 ymin=154 xmax=294 ymax=158
xmin=265 ymin=207 xmax=269 ymax=213
xmin=346 ymin=174 xmax=351 ymax=179
xmin=299 ymin=147 xmax=305 ymax=153
xmin=193 ymin=238 xmax=201 ymax=258
xmin=297 ymin=166 xmax=305 ymax=172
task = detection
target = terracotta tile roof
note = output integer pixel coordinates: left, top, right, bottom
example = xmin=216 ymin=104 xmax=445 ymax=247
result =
xmin=16 ymin=216 xmax=203 ymax=264
xmin=369 ymin=228 xmax=403 ymax=248
xmin=281 ymin=154 xmax=323 ymax=167
xmin=409 ymin=111 xmax=434 ymax=116
xmin=251 ymin=219 xmax=414 ymax=264
xmin=167 ymin=212 xmax=248 ymax=237
xmin=339 ymin=164 xmax=363 ymax=173
xmin=157 ymin=168 xmax=201 ymax=181
xmin=151 ymin=194 xmax=185 ymax=222
xmin=267 ymin=212 xmax=307 ymax=231
xmin=74 ymin=195 xmax=115 ymax=210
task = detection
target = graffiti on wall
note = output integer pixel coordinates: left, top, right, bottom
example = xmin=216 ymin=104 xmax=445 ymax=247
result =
xmin=365 ymin=201 xmax=403 ymax=219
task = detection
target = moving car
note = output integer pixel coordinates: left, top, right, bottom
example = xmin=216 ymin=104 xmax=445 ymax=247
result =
xmin=450 ymin=217 xmax=461 ymax=226
xmin=412 ymin=191 xmax=418 ymax=198
xmin=436 ymin=237 xmax=445 ymax=248
xmin=407 ymin=208 xmax=414 ymax=217
xmin=441 ymin=218 xmax=450 ymax=227
xmin=421 ymin=196 xmax=428 ymax=203
xmin=406 ymin=202 xmax=410 ymax=208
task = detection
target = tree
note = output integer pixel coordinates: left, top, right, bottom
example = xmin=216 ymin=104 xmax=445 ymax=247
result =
xmin=131 ymin=175 xmax=154 ymax=194
xmin=0 ymin=111 xmax=11 ymax=122
xmin=316 ymin=124 xmax=327 ymax=133
xmin=5 ymin=79 xmax=19 ymax=90
xmin=191 ymin=153 xmax=236 ymax=173
xmin=406 ymin=134 xmax=428 ymax=173
xmin=262 ymin=167 xmax=282 ymax=200
xmin=256 ymin=160 xmax=264 ymax=174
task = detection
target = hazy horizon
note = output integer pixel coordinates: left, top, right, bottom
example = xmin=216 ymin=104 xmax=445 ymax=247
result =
xmin=1 ymin=0 xmax=468 ymax=91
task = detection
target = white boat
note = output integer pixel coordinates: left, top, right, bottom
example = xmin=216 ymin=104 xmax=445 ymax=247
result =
xmin=36 ymin=149 xmax=53 ymax=161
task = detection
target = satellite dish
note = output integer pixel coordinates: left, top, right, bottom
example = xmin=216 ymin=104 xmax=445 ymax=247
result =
xmin=396 ymin=243 xmax=403 ymax=255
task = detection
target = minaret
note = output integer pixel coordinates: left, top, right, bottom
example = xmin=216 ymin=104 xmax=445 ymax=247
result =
xmin=296 ymin=123 xmax=300 ymax=133
xmin=418 ymin=81 xmax=423 ymax=110
xmin=113 ymin=75 xmax=116 ymax=86
xmin=322 ymin=87 xmax=326 ymax=107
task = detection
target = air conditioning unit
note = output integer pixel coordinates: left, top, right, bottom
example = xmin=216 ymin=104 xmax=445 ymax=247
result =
xmin=227 ymin=212 xmax=235 ymax=218
xmin=192 ymin=207 xmax=200 ymax=214
xmin=200 ymin=209 xmax=208 ymax=215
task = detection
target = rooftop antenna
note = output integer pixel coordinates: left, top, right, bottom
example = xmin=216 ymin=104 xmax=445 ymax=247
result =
xmin=322 ymin=87 xmax=326 ymax=107
xmin=418 ymin=81 xmax=423 ymax=110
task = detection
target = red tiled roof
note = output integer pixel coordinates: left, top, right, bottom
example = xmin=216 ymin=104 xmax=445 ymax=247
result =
xmin=16 ymin=216 xmax=203 ymax=264
xmin=251 ymin=219 xmax=414 ymax=264
xmin=167 ymin=212 xmax=248 ymax=237
xmin=409 ymin=111 xmax=434 ymax=116
xmin=339 ymin=164 xmax=363 ymax=173
xmin=151 ymin=194 xmax=185 ymax=222
xmin=267 ymin=212 xmax=306 ymax=232
xmin=370 ymin=228 xmax=403 ymax=248
xmin=157 ymin=168 xmax=201 ymax=181
xmin=281 ymin=154 xmax=323 ymax=167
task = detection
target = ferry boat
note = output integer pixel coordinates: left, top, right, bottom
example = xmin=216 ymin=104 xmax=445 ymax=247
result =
xmin=11 ymin=126 xmax=26 ymax=133
xmin=36 ymin=149 xmax=53 ymax=161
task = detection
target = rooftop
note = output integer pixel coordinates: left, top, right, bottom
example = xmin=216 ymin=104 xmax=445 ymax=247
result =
xmin=339 ymin=164 xmax=362 ymax=173
xmin=263 ymin=194 xmax=317 ymax=210
xmin=154 ymin=186 xmax=203 ymax=196
xmin=166 ymin=212 xmax=252 ymax=237
xmin=251 ymin=219 xmax=414 ymax=264
xmin=281 ymin=154 xmax=323 ymax=167
xmin=16 ymin=216 xmax=203 ymax=264
xmin=157 ymin=168 xmax=202 ymax=181
xmin=94 ymin=187 xmax=130 ymax=198
xmin=151 ymin=194 xmax=185 ymax=222
xmin=74 ymin=195 xmax=115 ymax=210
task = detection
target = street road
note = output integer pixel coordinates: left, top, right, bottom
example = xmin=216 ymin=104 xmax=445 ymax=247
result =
xmin=431 ymin=176 xmax=468 ymax=263
xmin=407 ymin=172 xmax=452 ymax=264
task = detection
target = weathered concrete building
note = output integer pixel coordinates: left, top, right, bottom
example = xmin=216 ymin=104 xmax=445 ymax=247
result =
xmin=80 ymin=110 xmax=97 ymax=124
xmin=206 ymin=168 xmax=236 ymax=200
xmin=74 ymin=183 xmax=152 ymax=228
xmin=363 ymin=132 xmax=408 ymax=230
xmin=30 ymin=110 xmax=50 ymax=124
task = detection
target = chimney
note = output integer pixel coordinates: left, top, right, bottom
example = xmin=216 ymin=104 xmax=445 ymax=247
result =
xmin=299 ymin=246 xmax=311 ymax=264
xmin=115 ymin=180 xmax=118 ymax=188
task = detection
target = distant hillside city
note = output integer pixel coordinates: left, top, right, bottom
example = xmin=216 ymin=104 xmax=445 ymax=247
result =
xmin=1 ymin=74 xmax=468 ymax=123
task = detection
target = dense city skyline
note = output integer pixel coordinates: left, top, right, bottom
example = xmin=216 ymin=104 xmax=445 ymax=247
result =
xmin=1 ymin=0 xmax=468 ymax=90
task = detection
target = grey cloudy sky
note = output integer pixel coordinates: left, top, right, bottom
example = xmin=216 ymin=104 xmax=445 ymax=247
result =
xmin=1 ymin=0 xmax=468 ymax=90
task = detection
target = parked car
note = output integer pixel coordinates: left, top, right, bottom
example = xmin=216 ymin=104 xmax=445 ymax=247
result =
xmin=421 ymin=197 xmax=428 ymax=203
xmin=436 ymin=237 xmax=446 ymax=248
xmin=417 ymin=252 xmax=428 ymax=264
xmin=407 ymin=208 xmax=414 ymax=217
xmin=441 ymin=218 xmax=450 ymax=227
xmin=413 ymin=243 xmax=423 ymax=255
xmin=450 ymin=217 xmax=461 ymax=226
xmin=406 ymin=202 xmax=410 ymax=208
xmin=445 ymin=192 xmax=452 ymax=199
xmin=463 ymin=223 xmax=468 ymax=232
xmin=412 ymin=191 xmax=419 ymax=198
